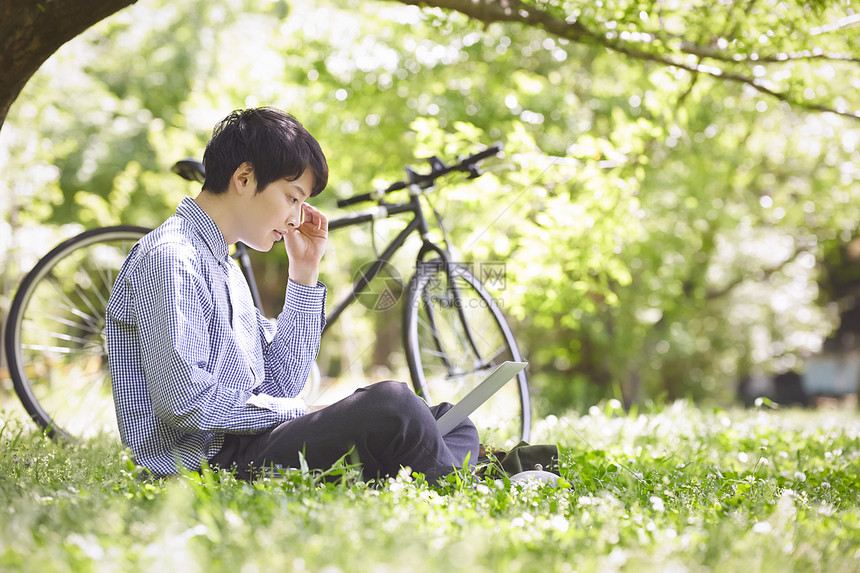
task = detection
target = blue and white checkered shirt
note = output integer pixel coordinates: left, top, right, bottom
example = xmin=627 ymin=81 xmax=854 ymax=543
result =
xmin=106 ymin=197 xmax=326 ymax=476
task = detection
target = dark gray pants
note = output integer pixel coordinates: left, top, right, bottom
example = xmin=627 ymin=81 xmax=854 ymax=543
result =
xmin=210 ymin=380 xmax=479 ymax=482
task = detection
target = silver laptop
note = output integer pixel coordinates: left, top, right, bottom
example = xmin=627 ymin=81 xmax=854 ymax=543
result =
xmin=436 ymin=361 xmax=527 ymax=435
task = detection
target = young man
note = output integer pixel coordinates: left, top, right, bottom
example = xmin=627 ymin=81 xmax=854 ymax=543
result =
xmin=106 ymin=108 xmax=478 ymax=481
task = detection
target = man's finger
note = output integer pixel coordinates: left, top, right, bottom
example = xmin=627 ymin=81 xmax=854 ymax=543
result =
xmin=302 ymin=204 xmax=328 ymax=231
xmin=316 ymin=207 xmax=329 ymax=231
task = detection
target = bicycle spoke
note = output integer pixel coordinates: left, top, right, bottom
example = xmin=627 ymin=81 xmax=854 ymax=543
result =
xmin=42 ymin=370 xmax=115 ymax=437
xmin=73 ymin=282 xmax=104 ymax=324
xmin=418 ymin=346 xmax=452 ymax=360
xmin=415 ymin=318 xmax=473 ymax=371
xmin=416 ymin=299 xmax=502 ymax=371
xmin=22 ymin=336 xmax=101 ymax=354
xmin=94 ymin=242 xmax=130 ymax=295
xmin=100 ymin=264 xmax=115 ymax=297
xmin=90 ymin=269 xmax=110 ymax=309
xmin=21 ymin=343 xmax=95 ymax=354
xmin=65 ymin=308 xmax=102 ymax=332
xmin=60 ymin=368 xmax=112 ymax=404
xmin=50 ymin=264 xmax=106 ymax=328
xmin=31 ymin=329 xmax=93 ymax=346
xmin=475 ymin=345 xmax=508 ymax=367
xmin=416 ymin=315 xmax=477 ymax=368
xmin=39 ymin=310 xmax=102 ymax=336
xmin=417 ymin=298 xmax=457 ymax=371
xmin=101 ymin=260 xmax=124 ymax=304
xmin=446 ymin=280 xmax=485 ymax=359
xmin=20 ymin=308 xmax=101 ymax=342
xmin=43 ymin=278 xmax=104 ymax=333
xmin=444 ymin=362 xmax=497 ymax=378
xmin=84 ymin=247 xmax=123 ymax=309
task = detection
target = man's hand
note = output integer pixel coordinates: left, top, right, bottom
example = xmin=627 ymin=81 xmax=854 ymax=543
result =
xmin=285 ymin=203 xmax=328 ymax=286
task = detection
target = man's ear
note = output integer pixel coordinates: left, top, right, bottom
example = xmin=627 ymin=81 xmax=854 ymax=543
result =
xmin=232 ymin=162 xmax=256 ymax=194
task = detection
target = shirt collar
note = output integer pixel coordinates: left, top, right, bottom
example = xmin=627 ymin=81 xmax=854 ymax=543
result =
xmin=175 ymin=196 xmax=230 ymax=261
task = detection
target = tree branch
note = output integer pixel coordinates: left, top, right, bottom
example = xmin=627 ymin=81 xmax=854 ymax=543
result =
xmin=677 ymin=40 xmax=858 ymax=65
xmin=601 ymin=36 xmax=859 ymax=119
xmin=396 ymin=0 xmax=860 ymax=120
xmin=706 ymin=245 xmax=813 ymax=301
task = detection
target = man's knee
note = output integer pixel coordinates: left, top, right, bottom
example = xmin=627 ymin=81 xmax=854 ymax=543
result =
xmin=357 ymin=380 xmax=433 ymax=432
xmin=366 ymin=379 xmax=412 ymax=396
xmin=363 ymin=380 xmax=425 ymax=409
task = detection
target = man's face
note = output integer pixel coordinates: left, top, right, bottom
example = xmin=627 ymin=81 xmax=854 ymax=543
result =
xmin=239 ymin=168 xmax=314 ymax=252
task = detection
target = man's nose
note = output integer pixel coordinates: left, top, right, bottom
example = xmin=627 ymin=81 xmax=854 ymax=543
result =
xmin=286 ymin=213 xmax=300 ymax=228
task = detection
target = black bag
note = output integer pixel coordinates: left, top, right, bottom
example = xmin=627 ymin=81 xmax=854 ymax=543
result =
xmin=477 ymin=441 xmax=560 ymax=477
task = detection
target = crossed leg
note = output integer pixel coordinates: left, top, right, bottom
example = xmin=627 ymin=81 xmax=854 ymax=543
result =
xmin=210 ymin=380 xmax=480 ymax=482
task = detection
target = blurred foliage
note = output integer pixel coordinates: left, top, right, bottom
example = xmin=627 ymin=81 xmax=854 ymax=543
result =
xmin=1 ymin=0 xmax=858 ymax=412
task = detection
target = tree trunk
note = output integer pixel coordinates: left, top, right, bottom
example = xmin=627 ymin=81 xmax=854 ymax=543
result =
xmin=0 ymin=0 xmax=136 ymax=127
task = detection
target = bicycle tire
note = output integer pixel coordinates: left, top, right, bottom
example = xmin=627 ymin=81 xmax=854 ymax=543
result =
xmin=402 ymin=259 xmax=530 ymax=446
xmin=5 ymin=225 xmax=150 ymax=440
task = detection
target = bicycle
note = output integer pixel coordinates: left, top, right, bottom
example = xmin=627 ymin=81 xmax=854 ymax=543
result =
xmin=4 ymin=144 xmax=531 ymax=445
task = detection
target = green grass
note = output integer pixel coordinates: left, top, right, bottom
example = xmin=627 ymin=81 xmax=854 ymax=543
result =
xmin=1 ymin=401 xmax=858 ymax=572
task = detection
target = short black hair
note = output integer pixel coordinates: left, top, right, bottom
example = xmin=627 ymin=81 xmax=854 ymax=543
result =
xmin=202 ymin=108 xmax=328 ymax=197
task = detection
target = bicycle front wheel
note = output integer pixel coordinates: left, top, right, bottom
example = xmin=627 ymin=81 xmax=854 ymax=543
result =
xmin=403 ymin=259 xmax=530 ymax=446
xmin=4 ymin=226 xmax=149 ymax=440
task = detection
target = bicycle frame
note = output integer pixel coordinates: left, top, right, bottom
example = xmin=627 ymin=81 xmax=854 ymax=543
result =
xmin=328 ymin=189 xmax=453 ymax=329
xmin=232 ymin=181 xmax=451 ymax=333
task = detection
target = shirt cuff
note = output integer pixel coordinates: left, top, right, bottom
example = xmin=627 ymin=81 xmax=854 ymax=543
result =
xmin=247 ymin=393 xmax=307 ymax=418
xmin=285 ymin=279 xmax=327 ymax=314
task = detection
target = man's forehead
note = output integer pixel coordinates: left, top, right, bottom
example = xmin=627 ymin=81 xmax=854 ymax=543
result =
xmin=284 ymin=172 xmax=313 ymax=197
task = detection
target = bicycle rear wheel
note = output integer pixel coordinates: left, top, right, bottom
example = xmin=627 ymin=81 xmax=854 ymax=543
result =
xmin=4 ymin=226 xmax=149 ymax=440
xmin=403 ymin=259 xmax=530 ymax=446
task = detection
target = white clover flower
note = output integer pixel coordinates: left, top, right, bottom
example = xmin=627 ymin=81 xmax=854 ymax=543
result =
xmin=549 ymin=515 xmax=569 ymax=533
xmin=752 ymin=521 xmax=772 ymax=534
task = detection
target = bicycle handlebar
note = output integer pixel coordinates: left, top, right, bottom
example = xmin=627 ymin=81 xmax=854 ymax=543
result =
xmin=336 ymin=142 xmax=503 ymax=208
xmin=170 ymin=144 xmax=503 ymax=209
